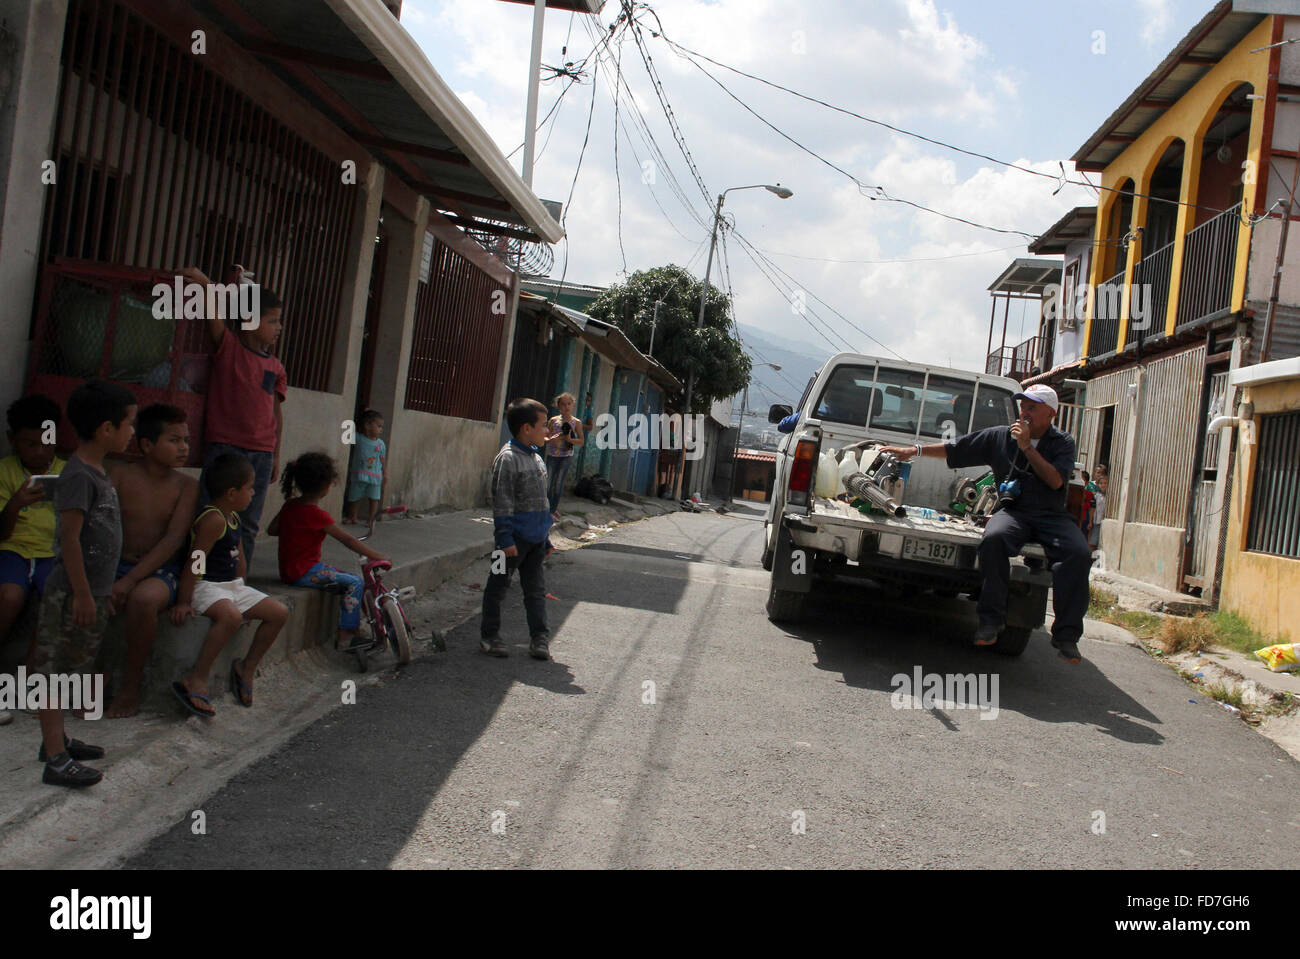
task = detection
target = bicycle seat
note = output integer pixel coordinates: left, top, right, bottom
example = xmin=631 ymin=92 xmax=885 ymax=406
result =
xmin=362 ymin=559 xmax=392 ymax=573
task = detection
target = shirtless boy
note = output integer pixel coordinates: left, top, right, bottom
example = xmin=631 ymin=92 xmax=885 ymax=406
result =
xmin=105 ymin=404 xmax=198 ymax=718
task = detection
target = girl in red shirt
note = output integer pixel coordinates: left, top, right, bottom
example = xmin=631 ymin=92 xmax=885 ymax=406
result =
xmin=268 ymin=452 xmax=388 ymax=651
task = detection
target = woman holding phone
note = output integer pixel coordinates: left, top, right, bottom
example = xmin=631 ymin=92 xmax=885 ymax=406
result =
xmin=544 ymin=392 xmax=584 ymax=521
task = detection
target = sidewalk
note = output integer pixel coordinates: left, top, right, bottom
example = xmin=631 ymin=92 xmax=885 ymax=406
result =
xmin=0 ymin=494 xmax=677 ymax=868
xmin=1088 ymin=566 xmax=1300 ymax=761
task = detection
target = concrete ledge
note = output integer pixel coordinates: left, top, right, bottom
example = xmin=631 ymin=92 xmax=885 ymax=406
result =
xmin=1 ymin=509 xmax=497 ymax=717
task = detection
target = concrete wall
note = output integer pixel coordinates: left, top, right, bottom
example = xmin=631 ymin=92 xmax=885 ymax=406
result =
xmin=0 ymin=0 xmax=67 ymax=443
xmin=387 ymin=410 xmax=501 ymax=509
xmin=1219 ymin=375 xmax=1300 ymax=641
xmin=1108 ymin=521 xmax=1187 ymax=593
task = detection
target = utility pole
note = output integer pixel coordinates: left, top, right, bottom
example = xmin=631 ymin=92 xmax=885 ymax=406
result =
xmin=520 ymin=0 xmax=548 ymax=188
xmin=649 ymin=299 xmax=662 ymax=357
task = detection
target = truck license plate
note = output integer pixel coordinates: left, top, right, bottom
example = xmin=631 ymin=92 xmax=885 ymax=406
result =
xmin=902 ymin=538 xmax=958 ymax=567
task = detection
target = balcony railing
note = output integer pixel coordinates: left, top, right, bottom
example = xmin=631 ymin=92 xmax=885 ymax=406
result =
xmin=1178 ymin=202 xmax=1242 ymax=327
xmin=986 ymin=346 xmax=1014 ymax=377
xmin=1128 ymin=240 xmax=1174 ymax=347
xmin=1088 ymin=269 xmax=1125 ymax=356
xmin=1010 ymin=335 xmax=1042 ymax=380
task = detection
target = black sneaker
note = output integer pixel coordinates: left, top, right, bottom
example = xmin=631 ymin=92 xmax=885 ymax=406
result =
xmin=42 ymin=753 xmax=103 ymax=788
xmin=479 ymin=636 xmax=508 ymax=657
xmin=1051 ymin=636 xmax=1082 ymax=663
xmin=972 ymin=623 xmax=1001 ymax=647
xmin=529 ymin=636 xmax=551 ymax=661
xmin=38 ymin=736 xmax=105 ymax=763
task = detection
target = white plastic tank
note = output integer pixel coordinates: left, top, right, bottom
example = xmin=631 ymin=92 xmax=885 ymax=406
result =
xmin=837 ymin=450 xmax=860 ymax=493
xmin=815 ymin=449 xmax=840 ymax=499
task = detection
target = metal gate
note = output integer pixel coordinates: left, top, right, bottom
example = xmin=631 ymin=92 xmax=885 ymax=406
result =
xmin=1187 ymin=370 xmax=1230 ymax=580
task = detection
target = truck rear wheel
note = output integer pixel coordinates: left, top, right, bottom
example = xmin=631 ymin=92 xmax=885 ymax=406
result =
xmin=993 ymin=625 xmax=1032 ymax=656
xmin=997 ymin=583 xmax=1048 ymax=656
xmin=760 ymin=522 xmax=775 ymax=571
xmin=766 ymin=582 xmax=806 ymax=623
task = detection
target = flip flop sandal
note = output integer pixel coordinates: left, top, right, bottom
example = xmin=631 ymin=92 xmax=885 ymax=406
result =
xmin=171 ymin=682 xmax=215 ymax=718
xmin=229 ymin=660 xmax=253 ymax=708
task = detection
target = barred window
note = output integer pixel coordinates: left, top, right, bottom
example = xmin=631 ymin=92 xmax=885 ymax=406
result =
xmin=403 ymin=235 xmax=510 ymax=422
xmin=1245 ymin=410 xmax=1300 ymax=559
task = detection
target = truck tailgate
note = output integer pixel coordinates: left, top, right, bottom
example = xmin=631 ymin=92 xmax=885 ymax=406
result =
xmin=806 ymin=498 xmax=1047 ymax=561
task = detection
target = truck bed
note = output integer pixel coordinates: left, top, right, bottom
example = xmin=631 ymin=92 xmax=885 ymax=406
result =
xmin=805 ymin=497 xmax=1048 ymax=561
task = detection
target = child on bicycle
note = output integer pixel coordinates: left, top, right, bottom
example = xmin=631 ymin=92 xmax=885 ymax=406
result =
xmin=268 ymin=452 xmax=389 ymax=652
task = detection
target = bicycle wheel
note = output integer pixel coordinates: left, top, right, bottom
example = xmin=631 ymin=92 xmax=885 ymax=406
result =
xmin=380 ymin=597 xmax=412 ymax=665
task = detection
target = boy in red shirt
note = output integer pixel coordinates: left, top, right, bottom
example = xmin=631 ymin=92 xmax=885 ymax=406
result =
xmin=268 ymin=452 xmax=388 ymax=650
xmin=181 ymin=266 xmax=286 ymax=564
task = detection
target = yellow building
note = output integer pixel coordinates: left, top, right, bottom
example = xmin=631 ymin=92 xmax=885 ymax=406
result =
xmin=1218 ymin=359 xmax=1300 ymax=642
xmin=1035 ymin=2 xmax=1300 ymax=600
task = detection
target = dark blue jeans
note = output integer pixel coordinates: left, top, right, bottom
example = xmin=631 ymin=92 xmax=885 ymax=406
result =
xmin=545 ymin=454 xmax=573 ymax=514
xmin=200 ymin=443 xmax=274 ymax=566
xmin=481 ymin=538 xmax=549 ymax=640
xmin=977 ymin=507 xmax=1092 ymax=643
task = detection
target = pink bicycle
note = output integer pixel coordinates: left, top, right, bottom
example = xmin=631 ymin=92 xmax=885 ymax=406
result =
xmin=349 ymin=559 xmax=430 ymax=672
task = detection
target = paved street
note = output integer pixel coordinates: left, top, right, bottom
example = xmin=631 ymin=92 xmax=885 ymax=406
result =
xmin=127 ymin=505 xmax=1300 ymax=869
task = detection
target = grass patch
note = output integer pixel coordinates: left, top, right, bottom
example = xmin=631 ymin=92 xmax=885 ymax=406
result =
xmin=1205 ymin=610 xmax=1271 ymax=655
xmin=1156 ymin=613 xmax=1217 ymax=654
xmin=1204 ymin=681 xmax=1244 ymax=709
xmin=1117 ymin=611 xmax=1163 ymax=640
xmin=1088 ymin=586 xmax=1119 ymax=619
xmin=1089 ymin=582 xmax=1284 ymax=657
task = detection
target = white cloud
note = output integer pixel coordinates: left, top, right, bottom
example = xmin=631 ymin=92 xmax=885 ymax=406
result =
xmin=398 ymin=0 xmax=1092 ymax=373
xmin=1137 ymin=0 xmax=1174 ymax=47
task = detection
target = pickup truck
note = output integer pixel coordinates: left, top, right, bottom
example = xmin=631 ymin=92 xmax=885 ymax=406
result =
xmin=761 ymin=352 xmax=1053 ymax=656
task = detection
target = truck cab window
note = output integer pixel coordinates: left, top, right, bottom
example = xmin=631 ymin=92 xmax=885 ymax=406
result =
xmin=813 ymin=364 xmax=875 ymax=425
xmin=971 ymin=384 xmax=1017 ymax=431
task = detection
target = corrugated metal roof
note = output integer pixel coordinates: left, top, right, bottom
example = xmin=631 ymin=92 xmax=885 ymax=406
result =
xmin=186 ymin=0 xmax=563 ymax=242
xmin=988 ymin=258 xmax=1061 ymax=295
xmin=1246 ymin=300 xmax=1300 ymax=364
xmin=1028 ymin=207 xmax=1098 ymax=255
xmin=735 ymin=449 xmax=777 ymax=464
xmin=1071 ymin=2 xmax=1267 ymax=172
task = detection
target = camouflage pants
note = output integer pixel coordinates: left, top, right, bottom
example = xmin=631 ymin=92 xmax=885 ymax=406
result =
xmin=29 ymin=588 xmax=111 ymax=678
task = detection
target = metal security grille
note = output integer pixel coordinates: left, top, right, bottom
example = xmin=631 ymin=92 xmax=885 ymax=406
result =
xmin=39 ymin=0 xmax=356 ymax=393
xmin=1129 ymin=345 xmax=1206 ymax=528
xmin=404 ymin=234 xmax=511 ymax=421
xmin=1246 ymin=410 xmax=1300 ymax=558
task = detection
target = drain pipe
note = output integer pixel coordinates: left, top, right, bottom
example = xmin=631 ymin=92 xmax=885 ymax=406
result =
xmin=1208 ymin=399 xmax=1253 ymax=435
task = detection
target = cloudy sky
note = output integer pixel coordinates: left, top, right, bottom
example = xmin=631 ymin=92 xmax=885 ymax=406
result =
xmin=399 ymin=0 xmax=1211 ymax=391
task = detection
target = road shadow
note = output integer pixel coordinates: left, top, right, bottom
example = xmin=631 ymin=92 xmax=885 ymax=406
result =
xmin=124 ymin=542 xmax=691 ymax=870
xmin=782 ymin=575 xmax=1165 ymax=746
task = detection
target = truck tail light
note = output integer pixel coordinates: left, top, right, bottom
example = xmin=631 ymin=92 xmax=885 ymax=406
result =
xmin=788 ymin=438 xmax=818 ymax=508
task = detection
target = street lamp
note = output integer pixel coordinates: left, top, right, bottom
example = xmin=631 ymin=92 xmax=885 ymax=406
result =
xmin=737 ymin=362 xmax=782 ymax=429
xmin=677 ymin=183 xmax=793 ymax=498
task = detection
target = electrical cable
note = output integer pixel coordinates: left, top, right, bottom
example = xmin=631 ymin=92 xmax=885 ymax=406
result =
xmin=732 ymin=229 xmax=909 ymax=360
xmin=757 ymin=244 xmax=1027 ymax=265
xmin=582 ymin=16 xmax=712 ymax=236
xmin=650 ymin=26 xmax=1039 ymax=239
xmin=639 ymin=7 xmax=1273 ymax=225
xmin=611 ymin=31 xmax=628 ymax=273
xmin=728 ymin=228 xmax=859 ymax=354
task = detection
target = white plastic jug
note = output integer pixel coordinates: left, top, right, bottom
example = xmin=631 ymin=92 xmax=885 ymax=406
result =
xmin=837 ymin=451 xmax=860 ymax=493
xmin=815 ymin=449 xmax=840 ymax=499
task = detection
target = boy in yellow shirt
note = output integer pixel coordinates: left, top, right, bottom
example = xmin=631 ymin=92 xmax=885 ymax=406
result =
xmin=0 ymin=395 xmax=66 ymax=725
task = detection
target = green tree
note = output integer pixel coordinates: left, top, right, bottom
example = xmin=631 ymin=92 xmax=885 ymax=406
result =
xmin=586 ymin=264 xmax=750 ymax=413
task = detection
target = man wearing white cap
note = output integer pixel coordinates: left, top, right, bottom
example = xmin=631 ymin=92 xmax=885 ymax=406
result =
xmin=881 ymin=384 xmax=1092 ymax=663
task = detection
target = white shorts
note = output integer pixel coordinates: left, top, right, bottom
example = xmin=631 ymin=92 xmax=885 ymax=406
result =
xmin=192 ymin=578 xmax=270 ymax=616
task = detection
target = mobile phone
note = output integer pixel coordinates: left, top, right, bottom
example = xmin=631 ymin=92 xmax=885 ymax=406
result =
xmin=27 ymin=474 xmax=60 ymax=496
